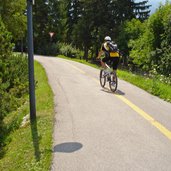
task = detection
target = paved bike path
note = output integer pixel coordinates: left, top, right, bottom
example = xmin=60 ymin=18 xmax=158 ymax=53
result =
xmin=35 ymin=55 xmax=171 ymax=171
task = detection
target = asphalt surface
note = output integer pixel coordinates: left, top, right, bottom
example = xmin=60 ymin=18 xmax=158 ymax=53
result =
xmin=35 ymin=55 xmax=171 ymax=171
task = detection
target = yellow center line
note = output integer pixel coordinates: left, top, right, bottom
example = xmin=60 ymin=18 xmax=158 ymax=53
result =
xmin=68 ymin=62 xmax=171 ymax=141
xmin=67 ymin=62 xmax=86 ymax=74
xmin=115 ymin=95 xmax=171 ymax=140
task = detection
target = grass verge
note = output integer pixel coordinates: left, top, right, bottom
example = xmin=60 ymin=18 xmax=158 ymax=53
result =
xmin=0 ymin=61 xmax=54 ymax=171
xmin=58 ymin=55 xmax=171 ymax=102
xmin=118 ymin=70 xmax=171 ymax=102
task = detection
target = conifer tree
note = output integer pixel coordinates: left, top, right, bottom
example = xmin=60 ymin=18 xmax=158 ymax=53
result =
xmin=33 ymin=0 xmax=61 ymax=54
xmin=134 ymin=0 xmax=151 ymax=21
xmin=67 ymin=0 xmax=82 ymax=42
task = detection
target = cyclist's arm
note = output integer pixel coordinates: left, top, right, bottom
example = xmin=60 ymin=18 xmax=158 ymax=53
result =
xmin=97 ymin=50 xmax=104 ymax=59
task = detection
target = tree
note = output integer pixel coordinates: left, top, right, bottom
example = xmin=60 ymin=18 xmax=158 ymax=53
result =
xmin=33 ymin=0 xmax=50 ymax=54
xmin=134 ymin=0 xmax=151 ymax=21
xmin=117 ymin=18 xmax=145 ymax=66
xmin=32 ymin=0 xmax=62 ymax=54
xmin=154 ymin=1 xmax=171 ymax=76
xmin=47 ymin=0 xmax=63 ymax=41
xmin=127 ymin=1 xmax=171 ymax=75
xmin=66 ymin=0 xmax=82 ymax=42
xmin=0 ymin=0 xmax=26 ymax=41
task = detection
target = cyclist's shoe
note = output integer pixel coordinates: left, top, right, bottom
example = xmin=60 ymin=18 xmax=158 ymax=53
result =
xmin=110 ymin=81 xmax=116 ymax=86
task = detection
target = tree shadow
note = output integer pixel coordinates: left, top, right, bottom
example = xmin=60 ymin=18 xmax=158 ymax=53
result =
xmin=30 ymin=118 xmax=41 ymax=161
xmin=0 ymin=128 xmax=7 ymax=159
xmin=53 ymin=142 xmax=83 ymax=153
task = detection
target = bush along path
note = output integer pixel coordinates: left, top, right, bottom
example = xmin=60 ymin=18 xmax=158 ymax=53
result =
xmin=0 ymin=18 xmax=28 ymax=150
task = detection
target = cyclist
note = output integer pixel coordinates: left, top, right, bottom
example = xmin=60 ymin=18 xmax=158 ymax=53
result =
xmin=97 ymin=36 xmax=120 ymax=72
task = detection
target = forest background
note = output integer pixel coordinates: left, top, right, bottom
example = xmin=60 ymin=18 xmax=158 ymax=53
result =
xmin=16 ymin=0 xmax=171 ymax=76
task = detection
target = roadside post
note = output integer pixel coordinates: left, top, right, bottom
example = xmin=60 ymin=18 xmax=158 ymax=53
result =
xmin=27 ymin=0 xmax=36 ymax=121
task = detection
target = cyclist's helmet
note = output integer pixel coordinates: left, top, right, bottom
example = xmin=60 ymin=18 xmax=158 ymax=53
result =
xmin=104 ymin=36 xmax=111 ymax=41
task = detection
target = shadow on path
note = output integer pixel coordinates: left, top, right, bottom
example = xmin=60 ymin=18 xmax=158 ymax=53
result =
xmin=115 ymin=89 xmax=125 ymax=95
xmin=101 ymin=88 xmax=125 ymax=95
xmin=54 ymin=142 xmax=83 ymax=153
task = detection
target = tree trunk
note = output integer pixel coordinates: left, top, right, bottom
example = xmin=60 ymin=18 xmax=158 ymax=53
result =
xmin=21 ymin=38 xmax=23 ymax=54
xmin=83 ymin=45 xmax=88 ymax=61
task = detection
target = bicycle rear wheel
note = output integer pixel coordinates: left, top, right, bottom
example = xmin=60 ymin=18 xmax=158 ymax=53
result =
xmin=109 ymin=72 xmax=118 ymax=92
xmin=100 ymin=70 xmax=106 ymax=87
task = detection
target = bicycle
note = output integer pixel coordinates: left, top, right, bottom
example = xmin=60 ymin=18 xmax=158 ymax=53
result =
xmin=99 ymin=60 xmax=118 ymax=92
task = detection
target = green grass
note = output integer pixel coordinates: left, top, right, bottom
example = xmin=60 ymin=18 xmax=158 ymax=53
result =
xmin=0 ymin=61 xmax=54 ymax=171
xmin=58 ymin=55 xmax=171 ymax=102
xmin=118 ymin=70 xmax=171 ymax=102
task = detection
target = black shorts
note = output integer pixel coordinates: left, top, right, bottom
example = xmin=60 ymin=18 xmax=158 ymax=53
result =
xmin=102 ymin=57 xmax=120 ymax=70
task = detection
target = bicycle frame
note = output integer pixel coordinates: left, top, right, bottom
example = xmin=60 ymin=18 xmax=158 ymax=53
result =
xmin=99 ymin=60 xmax=118 ymax=92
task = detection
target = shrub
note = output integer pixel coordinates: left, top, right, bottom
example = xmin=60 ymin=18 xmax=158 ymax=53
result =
xmin=0 ymin=18 xmax=28 ymax=148
xmin=126 ymin=2 xmax=171 ymax=76
xmin=58 ymin=43 xmax=83 ymax=58
xmin=37 ymin=42 xmax=59 ymax=56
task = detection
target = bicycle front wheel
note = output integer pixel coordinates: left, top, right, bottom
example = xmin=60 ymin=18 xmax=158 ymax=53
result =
xmin=109 ymin=72 xmax=118 ymax=92
xmin=100 ymin=70 xmax=106 ymax=88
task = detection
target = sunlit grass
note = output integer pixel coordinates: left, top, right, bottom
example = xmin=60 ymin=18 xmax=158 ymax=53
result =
xmin=118 ymin=70 xmax=171 ymax=102
xmin=0 ymin=61 xmax=54 ymax=170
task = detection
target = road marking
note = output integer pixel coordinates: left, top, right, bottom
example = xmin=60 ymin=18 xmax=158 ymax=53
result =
xmin=67 ymin=62 xmax=171 ymax=141
xmin=67 ymin=62 xmax=86 ymax=74
xmin=115 ymin=95 xmax=171 ymax=140
xmin=67 ymin=61 xmax=99 ymax=83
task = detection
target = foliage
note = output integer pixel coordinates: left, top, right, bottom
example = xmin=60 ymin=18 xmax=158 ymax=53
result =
xmin=58 ymin=43 xmax=83 ymax=58
xmin=117 ymin=18 xmax=146 ymax=65
xmin=0 ymin=0 xmax=27 ymax=40
xmin=0 ymin=18 xmax=28 ymax=148
xmin=36 ymin=42 xmax=59 ymax=56
xmin=128 ymin=24 xmax=154 ymax=71
xmin=125 ymin=2 xmax=171 ymax=76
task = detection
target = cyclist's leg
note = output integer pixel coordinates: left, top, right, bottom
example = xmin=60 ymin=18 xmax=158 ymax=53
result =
xmin=111 ymin=57 xmax=120 ymax=73
xmin=108 ymin=58 xmax=119 ymax=91
xmin=101 ymin=57 xmax=109 ymax=69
